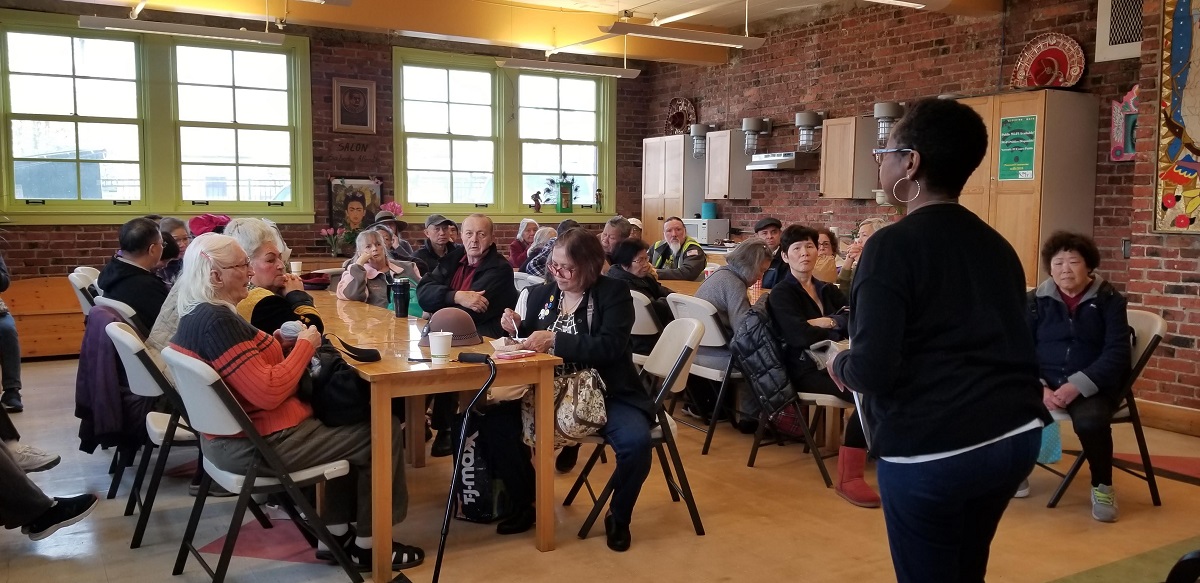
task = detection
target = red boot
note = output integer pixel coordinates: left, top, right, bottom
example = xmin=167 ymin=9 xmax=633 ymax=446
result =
xmin=835 ymin=446 xmax=881 ymax=508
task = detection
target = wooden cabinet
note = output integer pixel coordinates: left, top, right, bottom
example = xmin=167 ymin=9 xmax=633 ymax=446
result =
xmin=703 ymin=130 xmax=752 ymax=200
xmin=819 ymin=116 xmax=879 ymax=199
xmin=641 ymin=134 xmax=704 ymax=239
xmin=958 ymin=89 xmax=1098 ymax=286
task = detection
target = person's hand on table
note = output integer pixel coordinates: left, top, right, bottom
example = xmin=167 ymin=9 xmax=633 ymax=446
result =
xmin=501 ymin=308 xmax=522 ymax=336
xmin=520 ymin=330 xmax=554 ymax=353
xmin=454 ymin=290 xmax=489 ymax=313
xmin=282 ymin=273 xmax=304 ymax=294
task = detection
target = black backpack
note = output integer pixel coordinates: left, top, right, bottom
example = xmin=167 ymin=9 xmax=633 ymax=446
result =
xmin=730 ymin=294 xmax=796 ymax=414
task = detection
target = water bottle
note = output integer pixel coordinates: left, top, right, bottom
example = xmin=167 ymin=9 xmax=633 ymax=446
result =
xmin=392 ymin=278 xmax=410 ymax=318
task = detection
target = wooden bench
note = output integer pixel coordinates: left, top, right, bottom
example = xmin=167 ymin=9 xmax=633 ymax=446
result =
xmin=5 ymin=277 xmax=84 ymax=358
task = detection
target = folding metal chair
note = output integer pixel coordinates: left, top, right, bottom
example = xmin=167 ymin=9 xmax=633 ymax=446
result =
xmin=665 ymin=293 xmax=742 ymax=454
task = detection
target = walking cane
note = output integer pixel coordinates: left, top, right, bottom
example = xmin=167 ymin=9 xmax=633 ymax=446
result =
xmin=432 ymin=353 xmax=497 ymax=583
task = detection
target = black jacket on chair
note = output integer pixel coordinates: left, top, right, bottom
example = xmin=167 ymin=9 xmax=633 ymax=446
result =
xmin=416 ymin=244 xmax=516 ymax=340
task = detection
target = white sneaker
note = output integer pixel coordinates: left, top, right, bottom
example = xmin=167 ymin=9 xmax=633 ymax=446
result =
xmin=1013 ymin=479 xmax=1030 ymax=499
xmin=7 ymin=443 xmax=61 ymax=473
xmin=1091 ymin=484 xmax=1119 ymax=522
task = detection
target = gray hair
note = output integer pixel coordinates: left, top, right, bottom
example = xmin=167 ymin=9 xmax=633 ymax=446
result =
xmin=726 ymin=236 xmax=773 ymax=284
xmin=224 ymin=218 xmax=283 ymax=259
xmin=159 ymin=217 xmax=187 ymax=235
xmin=353 ymin=228 xmax=385 ymax=263
xmin=605 ymin=216 xmax=632 ymax=239
xmin=858 ymin=217 xmax=888 ymax=237
xmin=517 ymin=218 xmax=538 ymax=237
xmin=176 ymin=233 xmax=243 ymax=317
xmin=530 ymin=226 xmax=557 ymax=252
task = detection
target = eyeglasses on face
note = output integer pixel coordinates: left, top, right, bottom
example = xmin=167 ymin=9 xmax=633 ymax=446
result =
xmin=547 ymin=261 xmax=576 ymax=277
xmin=173 ymin=235 xmax=193 ymax=244
xmin=872 ymin=147 xmax=915 ymax=164
xmin=201 ymin=250 xmax=250 ymax=271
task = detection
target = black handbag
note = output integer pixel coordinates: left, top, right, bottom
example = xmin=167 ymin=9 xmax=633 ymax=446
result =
xmin=298 ymin=334 xmax=384 ymax=427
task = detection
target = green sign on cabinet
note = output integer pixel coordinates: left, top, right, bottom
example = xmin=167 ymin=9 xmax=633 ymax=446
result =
xmin=997 ymin=115 xmax=1037 ymax=181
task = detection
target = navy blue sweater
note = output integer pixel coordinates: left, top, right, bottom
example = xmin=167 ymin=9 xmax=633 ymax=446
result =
xmin=1028 ymin=275 xmax=1130 ymax=401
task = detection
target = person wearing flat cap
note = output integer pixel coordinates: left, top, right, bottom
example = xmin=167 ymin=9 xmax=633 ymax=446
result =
xmin=755 ymin=217 xmax=788 ymax=289
xmin=415 ymin=214 xmax=461 ymax=273
xmin=370 ymin=210 xmax=416 ymax=259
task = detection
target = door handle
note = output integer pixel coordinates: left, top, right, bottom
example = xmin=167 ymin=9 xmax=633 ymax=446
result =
xmin=657 ymin=216 xmax=664 ymax=220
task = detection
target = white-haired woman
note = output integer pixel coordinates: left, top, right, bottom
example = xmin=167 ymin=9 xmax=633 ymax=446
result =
xmin=337 ymin=229 xmax=421 ymax=308
xmin=509 ymin=218 xmax=539 ymax=269
xmin=224 ymin=218 xmax=323 ymax=334
xmin=169 ymin=234 xmax=423 ymax=571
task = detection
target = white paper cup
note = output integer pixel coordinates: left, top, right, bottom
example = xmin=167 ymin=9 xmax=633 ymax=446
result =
xmin=428 ymin=331 xmax=453 ymax=364
xmin=290 ymin=261 xmax=303 ymax=274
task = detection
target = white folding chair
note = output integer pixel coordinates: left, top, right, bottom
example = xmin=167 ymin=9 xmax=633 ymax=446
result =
xmin=562 ymin=318 xmax=706 ymax=538
xmin=514 ymin=272 xmax=545 ymax=291
xmin=161 ymin=347 xmax=362 ymax=583
xmin=67 ymin=272 xmax=97 ymax=316
xmin=629 ymin=290 xmax=663 ymax=368
xmin=95 ymin=295 xmax=151 ymax=338
xmin=74 ymin=265 xmax=101 ymax=283
xmin=1041 ymin=308 xmax=1165 ymax=509
xmin=665 ymin=293 xmax=743 ymax=454
xmin=106 ymin=322 xmax=199 ymax=549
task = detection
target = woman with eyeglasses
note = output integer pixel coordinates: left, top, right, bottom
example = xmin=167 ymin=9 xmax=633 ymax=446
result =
xmin=828 ymin=98 xmax=1050 ymax=583
xmin=169 ymin=233 xmax=424 ymax=572
xmin=224 ymin=218 xmax=324 ymax=334
xmin=501 ymin=228 xmax=652 ymax=552
xmin=337 ymin=229 xmax=421 ymax=308
xmin=812 ymin=227 xmax=841 ymax=283
xmin=605 ymin=237 xmax=675 ymax=356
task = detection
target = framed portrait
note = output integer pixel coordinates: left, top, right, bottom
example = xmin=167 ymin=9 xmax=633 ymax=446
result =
xmin=332 ymin=78 xmax=376 ymax=135
xmin=329 ymin=177 xmax=382 ymax=234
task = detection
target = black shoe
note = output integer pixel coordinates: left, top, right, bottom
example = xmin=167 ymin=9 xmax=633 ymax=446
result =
xmin=315 ymin=526 xmax=355 ymax=562
xmin=344 ymin=539 xmax=425 ymax=571
xmin=735 ymin=418 xmax=759 ymax=435
xmin=2 ymin=390 xmax=23 ymax=413
xmin=496 ymin=505 xmax=535 ymax=535
xmin=430 ymin=431 xmax=453 ymax=458
xmin=25 ymin=494 xmax=99 ymax=541
xmin=556 ymin=444 xmax=580 ymax=474
xmin=604 ymin=512 xmax=631 ymax=552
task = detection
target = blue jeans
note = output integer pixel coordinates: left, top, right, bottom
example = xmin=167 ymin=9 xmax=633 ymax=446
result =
xmin=877 ymin=427 xmax=1040 ymax=583
xmin=0 ymin=314 xmax=20 ymax=392
xmin=599 ymin=399 xmax=652 ymax=526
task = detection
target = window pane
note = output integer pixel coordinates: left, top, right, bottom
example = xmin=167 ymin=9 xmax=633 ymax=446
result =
xmin=180 ymin=127 xmax=236 ymax=163
xmin=235 ymin=88 xmax=289 ymax=125
xmin=522 ymin=174 xmax=557 ymax=205
xmin=562 ymin=144 xmax=597 ymax=174
xmin=234 ymin=51 xmax=287 ymax=89
xmin=452 ymin=140 xmax=493 ymax=172
xmin=178 ymin=85 xmax=234 ymax=123
xmin=239 ymin=166 xmax=290 ymax=201
xmin=9 ymin=75 xmax=74 ymax=115
xmin=453 ymin=172 xmax=493 ymax=204
xmin=448 ymin=70 xmax=490 ymax=105
xmin=80 ymin=162 xmax=140 ymax=200
xmin=237 ymin=130 xmax=290 ymax=165
xmin=404 ymin=101 xmax=448 ymax=134
xmin=11 ymin=120 xmax=76 ymax=158
xmin=407 ymin=138 xmax=450 ymax=170
xmin=519 ymin=107 xmax=557 ymax=140
xmin=519 ymin=75 xmax=557 ymax=108
xmin=402 ymin=66 xmax=447 ymax=102
xmin=74 ymin=38 xmax=136 ymax=80
xmin=559 ymin=78 xmax=595 ymax=111
xmin=76 ymin=79 xmax=138 ymax=118
xmin=407 ymin=171 xmax=451 ymax=203
xmin=79 ymin=123 xmax=140 ymax=161
xmin=448 ymin=104 xmax=490 ymax=137
xmin=559 ymin=111 xmax=596 ymax=142
xmin=521 ymin=143 xmax=559 ymax=173
xmin=181 ymin=164 xmax=237 ymax=201
xmin=14 ymin=161 xmax=76 ymax=199
xmin=571 ymin=175 xmax=597 ymax=205
xmin=176 ymin=46 xmax=232 ymax=85
xmin=8 ymin=33 xmax=72 ymax=75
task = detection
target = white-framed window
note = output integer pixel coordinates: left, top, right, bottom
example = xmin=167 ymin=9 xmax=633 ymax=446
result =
xmin=518 ymin=74 xmax=599 ymax=206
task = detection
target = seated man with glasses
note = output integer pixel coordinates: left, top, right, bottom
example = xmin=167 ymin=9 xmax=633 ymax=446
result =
xmin=98 ymin=217 xmax=170 ymax=326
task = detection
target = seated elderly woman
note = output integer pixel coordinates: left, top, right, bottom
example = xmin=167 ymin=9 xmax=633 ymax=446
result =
xmin=509 ymin=218 xmax=539 ymax=269
xmin=1023 ymin=231 xmax=1130 ymax=522
xmin=520 ymin=226 xmax=558 ymax=275
xmin=766 ymin=225 xmax=878 ymax=508
xmin=224 ymin=218 xmax=323 ymax=334
xmin=337 ymin=229 xmax=421 ymax=308
xmin=169 ymin=233 xmax=423 ymax=570
xmin=605 ymin=237 xmax=674 ymax=355
xmin=836 ymin=217 xmax=887 ymax=296
xmin=502 ymin=228 xmax=652 ymax=552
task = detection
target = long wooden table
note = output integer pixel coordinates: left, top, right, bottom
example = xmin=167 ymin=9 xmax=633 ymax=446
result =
xmin=311 ymin=293 xmax=562 ymax=582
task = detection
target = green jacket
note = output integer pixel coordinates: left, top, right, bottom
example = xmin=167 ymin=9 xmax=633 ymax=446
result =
xmin=649 ymin=237 xmax=707 ymax=281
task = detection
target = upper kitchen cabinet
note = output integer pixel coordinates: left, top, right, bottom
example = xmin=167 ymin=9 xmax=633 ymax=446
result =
xmin=642 ymin=134 xmax=704 ymax=239
xmin=704 ymin=130 xmax=752 ymax=200
xmin=819 ymin=116 xmax=879 ymax=199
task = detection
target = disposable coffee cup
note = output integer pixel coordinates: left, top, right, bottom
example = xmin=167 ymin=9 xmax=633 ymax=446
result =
xmin=428 ymin=331 xmax=453 ymax=365
xmin=290 ymin=261 xmax=303 ymax=274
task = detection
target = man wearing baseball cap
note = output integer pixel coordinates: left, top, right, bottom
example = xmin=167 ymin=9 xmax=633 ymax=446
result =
xmin=627 ymin=218 xmax=644 ymax=240
xmin=754 ymin=217 xmax=788 ymax=289
xmin=415 ymin=214 xmax=460 ymax=273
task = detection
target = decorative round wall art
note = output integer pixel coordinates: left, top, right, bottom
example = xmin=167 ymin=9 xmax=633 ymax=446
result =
xmin=665 ymin=97 xmax=697 ymax=135
xmin=1011 ymin=32 xmax=1086 ymax=88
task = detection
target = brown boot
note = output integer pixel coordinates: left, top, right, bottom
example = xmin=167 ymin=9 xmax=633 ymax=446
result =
xmin=835 ymin=446 xmax=881 ymax=508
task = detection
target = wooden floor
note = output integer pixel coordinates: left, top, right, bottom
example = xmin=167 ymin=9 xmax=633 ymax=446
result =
xmin=3 ymin=358 xmax=1200 ymax=583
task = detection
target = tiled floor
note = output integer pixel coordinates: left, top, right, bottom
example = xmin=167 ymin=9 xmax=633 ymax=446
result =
xmin=4 ymin=358 xmax=1200 ymax=582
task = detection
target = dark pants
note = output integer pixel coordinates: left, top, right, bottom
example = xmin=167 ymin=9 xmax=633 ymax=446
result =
xmin=430 ymin=393 xmax=458 ymax=433
xmin=1065 ymin=394 xmax=1117 ymax=486
xmin=475 ymin=400 xmax=535 ymax=509
xmin=598 ymin=399 xmax=653 ymax=526
xmin=0 ymin=407 xmax=19 ymax=442
xmin=0 ymin=313 xmax=20 ymax=392
xmin=792 ymin=368 xmax=867 ymax=449
xmin=0 ymin=441 xmax=52 ymax=529
xmin=877 ymin=427 xmax=1040 ymax=583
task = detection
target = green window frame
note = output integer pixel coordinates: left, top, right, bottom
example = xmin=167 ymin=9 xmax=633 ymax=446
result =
xmin=0 ymin=10 xmax=313 ymax=225
xmin=394 ymin=47 xmax=616 ymax=223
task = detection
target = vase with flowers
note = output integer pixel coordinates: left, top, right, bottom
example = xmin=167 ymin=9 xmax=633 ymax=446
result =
xmin=319 ymin=227 xmax=347 ymax=256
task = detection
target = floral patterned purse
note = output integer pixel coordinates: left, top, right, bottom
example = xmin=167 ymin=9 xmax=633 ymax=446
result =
xmin=553 ymin=368 xmax=607 ymax=441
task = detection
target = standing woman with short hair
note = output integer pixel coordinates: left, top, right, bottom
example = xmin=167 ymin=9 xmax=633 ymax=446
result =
xmin=829 ymin=98 xmax=1051 ymax=583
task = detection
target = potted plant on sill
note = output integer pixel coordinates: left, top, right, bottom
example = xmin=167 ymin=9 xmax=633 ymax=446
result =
xmin=543 ymin=172 xmax=580 ymax=214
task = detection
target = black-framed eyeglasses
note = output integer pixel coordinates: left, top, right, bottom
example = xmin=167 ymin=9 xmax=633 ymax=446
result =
xmin=872 ymin=147 xmax=914 ymax=164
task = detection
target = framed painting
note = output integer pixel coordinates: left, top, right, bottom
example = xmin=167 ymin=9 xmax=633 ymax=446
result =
xmin=1157 ymin=0 xmax=1200 ymax=232
xmin=333 ymin=78 xmax=376 ymax=134
xmin=329 ymin=177 xmax=382 ymax=235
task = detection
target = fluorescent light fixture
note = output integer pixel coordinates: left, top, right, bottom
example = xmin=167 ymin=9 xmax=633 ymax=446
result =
xmin=78 ymin=15 xmax=285 ymax=45
xmin=864 ymin=0 xmax=927 ymax=8
xmin=599 ymin=22 xmax=765 ymax=50
xmin=294 ymin=0 xmax=353 ymax=5
xmin=496 ymin=58 xmax=640 ymax=79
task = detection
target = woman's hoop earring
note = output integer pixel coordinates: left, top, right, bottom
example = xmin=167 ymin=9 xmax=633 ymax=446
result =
xmin=892 ymin=177 xmax=921 ymax=204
